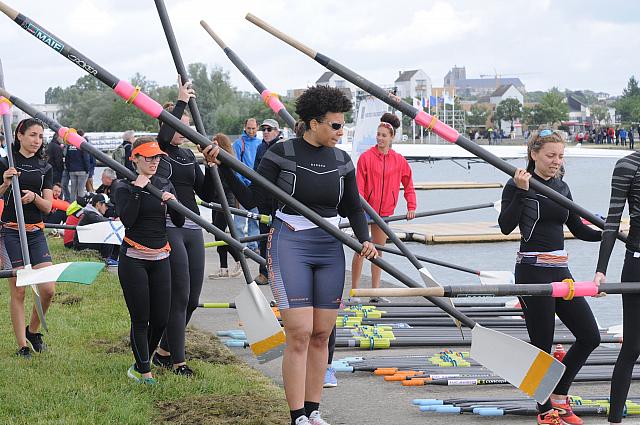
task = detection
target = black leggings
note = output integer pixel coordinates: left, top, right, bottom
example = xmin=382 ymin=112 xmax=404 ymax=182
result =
xmin=515 ymin=264 xmax=600 ymax=413
xmin=609 ymin=252 xmax=640 ymax=423
xmin=212 ymin=211 xmax=239 ymax=268
xmin=158 ymin=227 xmax=205 ymax=364
xmin=327 ymin=326 xmax=336 ymax=364
xmin=118 ymin=253 xmax=171 ymax=374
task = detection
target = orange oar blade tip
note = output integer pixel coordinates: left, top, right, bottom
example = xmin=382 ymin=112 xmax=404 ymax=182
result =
xmin=374 ymin=368 xmax=398 ymax=375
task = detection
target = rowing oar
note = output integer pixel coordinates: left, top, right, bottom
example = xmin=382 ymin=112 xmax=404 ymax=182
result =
xmin=203 ymin=233 xmax=267 ymax=248
xmin=153 ymin=0 xmax=284 ymax=363
xmin=351 ymin=281 xmax=640 ymax=298
xmin=44 ymin=220 xmax=124 ymax=245
xmin=196 ymin=198 xmax=270 ymax=224
xmin=0 ymin=5 xmax=563 ymax=403
xmin=244 ymin=13 xmax=626 ymax=244
xmin=374 ymin=244 xmax=514 ymax=285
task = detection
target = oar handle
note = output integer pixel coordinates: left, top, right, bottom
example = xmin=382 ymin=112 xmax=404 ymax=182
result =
xmin=351 ymin=287 xmax=445 ymax=297
xmin=245 ymin=13 xmax=316 ymax=58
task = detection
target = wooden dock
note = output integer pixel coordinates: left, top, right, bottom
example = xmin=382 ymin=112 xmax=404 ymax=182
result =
xmin=408 ymin=181 xmax=503 ymax=190
xmin=390 ymin=221 xmax=630 ymax=244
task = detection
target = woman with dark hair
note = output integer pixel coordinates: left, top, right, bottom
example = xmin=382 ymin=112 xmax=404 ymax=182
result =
xmin=208 ymin=132 xmax=242 ymax=279
xmin=213 ymin=85 xmax=377 ymax=425
xmin=152 ymin=77 xmax=217 ymax=376
xmin=593 ymin=149 xmax=640 ymax=424
xmin=350 ymin=112 xmax=416 ymax=303
xmin=499 ymin=130 xmax=602 ymax=425
xmin=115 ymin=136 xmax=183 ymax=385
xmin=0 ymin=118 xmax=54 ymax=359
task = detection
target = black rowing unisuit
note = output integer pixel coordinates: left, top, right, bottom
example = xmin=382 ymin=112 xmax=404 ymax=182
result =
xmin=114 ymin=176 xmax=184 ymax=249
xmin=156 ymin=100 xmax=216 ymax=217
xmin=0 ymin=152 xmax=53 ymax=224
xmin=499 ymin=173 xmax=601 ymax=252
xmin=220 ymin=137 xmax=370 ymax=242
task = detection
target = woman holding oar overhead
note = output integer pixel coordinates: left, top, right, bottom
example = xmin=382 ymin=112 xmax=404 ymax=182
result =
xmin=213 ymin=85 xmax=377 ymax=425
xmin=593 ymin=150 xmax=640 ymax=424
xmin=499 ymin=129 xmax=602 ymax=425
xmin=0 ymin=118 xmax=53 ymax=359
xmin=351 ymin=112 xmax=416 ymax=303
xmin=152 ymin=77 xmax=217 ymax=376
xmin=115 ymin=136 xmax=183 ymax=385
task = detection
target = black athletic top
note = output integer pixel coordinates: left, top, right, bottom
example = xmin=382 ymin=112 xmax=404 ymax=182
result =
xmin=597 ymin=151 xmax=640 ymax=274
xmin=220 ymin=137 xmax=370 ymax=242
xmin=499 ymin=173 xmax=601 ymax=252
xmin=156 ymin=100 xmax=216 ymax=216
xmin=114 ymin=176 xmax=184 ymax=249
xmin=0 ymin=152 xmax=53 ymax=224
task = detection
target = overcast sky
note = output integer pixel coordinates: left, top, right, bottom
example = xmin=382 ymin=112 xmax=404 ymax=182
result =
xmin=0 ymin=0 xmax=638 ymax=103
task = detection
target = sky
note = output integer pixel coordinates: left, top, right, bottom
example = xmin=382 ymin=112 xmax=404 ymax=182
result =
xmin=0 ymin=0 xmax=638 ymax=103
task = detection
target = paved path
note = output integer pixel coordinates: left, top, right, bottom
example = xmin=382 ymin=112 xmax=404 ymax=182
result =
xmin=191 ymin=233 xmax=638 ymax=424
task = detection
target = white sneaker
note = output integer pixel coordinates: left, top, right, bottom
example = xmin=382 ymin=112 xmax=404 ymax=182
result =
xmin=295 ymin=415 xmax=311 ymax=425
xmin=347 ymin=297 xmax=362 ymax=304
xmin=208 ymin=268 xmax=228 ymax=279
xmin=309 ymin=411 xmax=330 ymax=425
xmin=229 ymin=262 xmax=243 ymax=277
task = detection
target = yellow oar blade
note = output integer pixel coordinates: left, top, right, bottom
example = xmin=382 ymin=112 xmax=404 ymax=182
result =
xmin=471 ymin=324 xmax=565 ymax=403
xmin=234 ymin=282 xmax=285 ymax=363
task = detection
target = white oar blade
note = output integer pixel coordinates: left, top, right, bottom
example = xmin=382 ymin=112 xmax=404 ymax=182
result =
xmin=471 ymin=324 xmax=565 ymax=403
xmin=608 ymin=324 xmax=623 ymax=335
xmin=76 ymin=221 xmax=124 ymax=245
xmin=418 ymin=267 xmax=460 ymax=328
xmin=16 ymin=262 xmax=104 ymax=287
xmin=479 ymin=271 xmax=515 ymax=285
xmin=234 ymin=282 xmax=285 ymax=363
xmin=493 ymin=200 xmax=501 ymax=212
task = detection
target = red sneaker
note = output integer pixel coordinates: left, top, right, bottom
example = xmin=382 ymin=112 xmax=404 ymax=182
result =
xmin=551 ymin=399 xmax=583 ymax=425
xmin=537 ymin=410 xmax=567 ymax=425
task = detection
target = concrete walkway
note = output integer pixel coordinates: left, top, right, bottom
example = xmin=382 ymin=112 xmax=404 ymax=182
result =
xmin=191 ymin=233 xmax=635 ymax=424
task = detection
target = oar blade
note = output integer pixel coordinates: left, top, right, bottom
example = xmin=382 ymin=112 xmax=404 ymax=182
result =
xmin=16 ymin=262 xmax=105 ymax=287
xmin=493 ymin=200 xmax=501 ymax=212
xmin=419 ymin=267 xmax=460 ymax=328
xmin=479 ymin=271 xmax=515 ymax=285
xmin=235 ymin=282 xmax=285 ymax=363
xmin=76 ymin=221 xmax=124 ymax=245
xmin=470 ymin=325 xmax=565 ymax=403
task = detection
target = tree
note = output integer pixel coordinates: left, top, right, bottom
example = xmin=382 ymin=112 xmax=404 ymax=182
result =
xmin=623 ymin=76 xmax=640 ymax=98
xmin=535 ymin=88 xmax=569 ymax=125
xmin=616 ymin=76 xmax=640 ymax=123
xmin=591 ymin=105 xmax=610 ymax=125
xmin=45 ymin=86 xmax=64 ymax=104
xmin=466 ymin=104 xmax=490 ymax=126
xmin=495 ymin=98 xmax=523 ymax=130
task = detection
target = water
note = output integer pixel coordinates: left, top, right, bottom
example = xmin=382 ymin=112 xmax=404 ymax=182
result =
xmin=92 ymin=155 xmax=627 ymax=327
xmin=346 ymin=156 xmax=627 ymax=328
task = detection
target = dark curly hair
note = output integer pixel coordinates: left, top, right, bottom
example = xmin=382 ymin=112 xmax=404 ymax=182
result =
xmin=295 ymin=85 xmax=352 ymax=128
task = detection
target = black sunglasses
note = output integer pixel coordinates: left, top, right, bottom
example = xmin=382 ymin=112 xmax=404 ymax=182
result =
xmin=261 ymin=127 xmax=274 ymax=132
xmin=319 ymin=121 xmax=345 ymax=131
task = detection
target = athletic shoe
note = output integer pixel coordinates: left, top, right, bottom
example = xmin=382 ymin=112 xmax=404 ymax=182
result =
xmin=551 ymin=399 xmax=583 ymax=425
xmin=229 ymin=262 xmax=243 ymax=278
xmin=369 ymin=297 xmax=390 ymax=303
xmin=347 ymin=297 xmax=362 ymax=304
xmin=254 ymin=273 xmax=269 ymax=285
xmin=152 ymin=352 xmax=172 ymax=369
xmin=308 ymin=411 xmax=331 ymax=425
xmin=127 ymin=364 xmax=143 ymax=382
xmin=294 ymin=416 xmax=311 ymax=425
xmin=208 ymin=268 xmax=229 ymax=279
xmin=173 ymin=364 xmax=194 ymax=377
xmin=537 ymin=410 xmax=567 ymax=425
xmin=105 ymin=258 xmax=119 ymax=267
xmin=323 ymin=367 xmax=337 ymax=388
xmin=16 ymin=346 xmax=32 ymax=359
xmin=26 ymin=326 xmax=47 ymax=353
xmin=141 ymin=377 xmax=158 ymax=386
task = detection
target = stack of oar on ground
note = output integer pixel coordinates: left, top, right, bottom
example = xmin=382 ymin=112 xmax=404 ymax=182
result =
xmin=215 ymin=299 xmax=624 ymax=349
xmin=411 ymin=395 xmax=640 ymax=418
xmin=330 ymin=347 xmax=640 ymax=387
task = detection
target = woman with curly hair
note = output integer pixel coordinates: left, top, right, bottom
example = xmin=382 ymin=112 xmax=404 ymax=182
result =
xmin=213 ymin=85 xmax=377 ymax=425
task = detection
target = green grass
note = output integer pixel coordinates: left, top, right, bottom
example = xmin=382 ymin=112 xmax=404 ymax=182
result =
xmin=0 ymin=238 xmax=288 ymax=425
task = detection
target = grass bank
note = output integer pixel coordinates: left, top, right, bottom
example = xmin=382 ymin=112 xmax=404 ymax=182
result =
xmin=0 ymin=238 xmax=288 ymax=424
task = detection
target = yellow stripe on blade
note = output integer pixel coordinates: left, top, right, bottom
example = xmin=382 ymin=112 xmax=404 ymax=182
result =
xmin=519 ymin=351 xmax=554 ymax=396
xmin=251 ymin=330 xmax=286 ymax=356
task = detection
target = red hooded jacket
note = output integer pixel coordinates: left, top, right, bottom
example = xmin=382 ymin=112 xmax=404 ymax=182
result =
xmin=356 ymin=146 xmax=416 ymax=216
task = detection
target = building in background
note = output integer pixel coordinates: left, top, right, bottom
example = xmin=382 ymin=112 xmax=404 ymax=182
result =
xmin=394 ymin=70 xmax=432 ymax=100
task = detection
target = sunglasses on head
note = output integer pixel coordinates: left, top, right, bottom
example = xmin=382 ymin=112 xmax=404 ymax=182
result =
xmin=539 ymin=129 xmax=555 ymax=137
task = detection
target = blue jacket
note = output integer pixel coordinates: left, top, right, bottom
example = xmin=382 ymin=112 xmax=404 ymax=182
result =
xmin=232 ymin=131 xmax=262 ymax=186
xmin=64 ymin=145 xmax=91 ymax=173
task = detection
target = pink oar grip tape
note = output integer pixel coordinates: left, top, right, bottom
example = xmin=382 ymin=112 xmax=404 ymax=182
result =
xmin=550 ymin=281 xmax=598 ymax=298
xmin=261 ymin=90 xmax=285 ymax=113
xmin=57 ymin=127 xmax=84 ymax=149
xmin=114 ymin=81 xmax=163 ymax=118
xmin=414 ymin=110 xmax=459 ymax=143
xmin=0 ymin=97 xmax=12 ymax=116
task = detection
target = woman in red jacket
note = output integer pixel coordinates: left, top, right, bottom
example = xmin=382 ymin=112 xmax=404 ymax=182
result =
xmin=351 ymin=113 xmax=417 ymax=302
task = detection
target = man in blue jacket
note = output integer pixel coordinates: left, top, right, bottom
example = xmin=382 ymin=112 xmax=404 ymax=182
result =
xmin=64 ymin=134 xmax=92 ymax=202
xmin=232 ymin=118 xmax=261 ymax=252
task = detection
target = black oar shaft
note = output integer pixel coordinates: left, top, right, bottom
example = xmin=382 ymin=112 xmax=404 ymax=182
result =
xmin=374 ymin=244 xmax=478 ymax=275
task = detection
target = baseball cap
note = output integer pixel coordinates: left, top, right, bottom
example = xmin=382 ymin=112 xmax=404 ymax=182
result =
xmin=91 ymin=193 xmax=111 ymax=205
xmin=260 ymin=119 xmax=279 ymax=130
